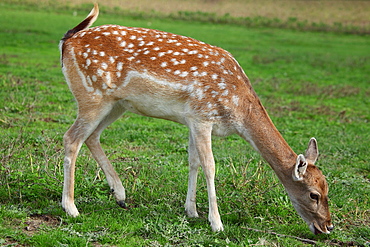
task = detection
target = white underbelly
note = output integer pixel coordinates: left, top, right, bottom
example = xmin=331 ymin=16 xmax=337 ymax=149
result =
xmin=118 ymin=96 xmax=189 ymax=125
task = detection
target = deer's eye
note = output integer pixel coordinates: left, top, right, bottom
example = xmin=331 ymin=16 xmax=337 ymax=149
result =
xmin=310 ymin=193 xmax=320 ymax=202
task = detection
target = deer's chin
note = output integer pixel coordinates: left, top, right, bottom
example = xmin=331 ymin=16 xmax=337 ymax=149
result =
xmin=309 ymin=223 xmax=321 ymax=235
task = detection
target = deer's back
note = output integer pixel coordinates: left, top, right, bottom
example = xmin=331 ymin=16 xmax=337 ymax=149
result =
xmin=62 ymin=25 xmax=257 ymax=130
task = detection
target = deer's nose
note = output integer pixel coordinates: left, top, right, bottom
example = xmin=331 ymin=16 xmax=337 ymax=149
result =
xmin=327 ymin=224 xmax=334 ymax=232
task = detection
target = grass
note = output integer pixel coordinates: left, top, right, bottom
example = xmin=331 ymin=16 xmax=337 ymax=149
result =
xmin=3 ymin=0 xmax=370 ymax=34
xmin=0 ymin=2 xmax=369 ymax=246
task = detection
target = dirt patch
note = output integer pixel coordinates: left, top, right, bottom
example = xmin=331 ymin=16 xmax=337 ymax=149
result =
xmin=1 ymin=237 xmax=23 ymax=247
xmin=23 ymin=214 xmax=62 ymax=235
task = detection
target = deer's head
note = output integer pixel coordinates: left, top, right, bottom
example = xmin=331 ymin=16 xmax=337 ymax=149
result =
xmin=287 ymin=138 xmax=333 ymax=234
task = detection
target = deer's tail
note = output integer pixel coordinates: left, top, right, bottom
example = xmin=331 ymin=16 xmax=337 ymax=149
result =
xmin=60 ymin=4 xmax=99 ymax=64
xmin=62 ymin=3 xmax=99 ymax=42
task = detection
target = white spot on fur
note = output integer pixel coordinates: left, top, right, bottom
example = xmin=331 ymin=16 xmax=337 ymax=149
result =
xmin=179 ymin=71 xmax=188 ymax=77
xmin=94 ymin=89 xmax=102 ymax=97
xmin=218 ymin=82 xmax=227 ymax=89
xmin=97 ymin=69 xmax=104 ymax=77
xmin=171 ymin=58 xmax=179 ymax=65
xmin=209 ymin=109 xmax=219 ymax=116
xmin=117 ymin=62 xmax=123 ymax=71
xmin=194 ymin=88 xmax=205 ymax=99
xmin=211 ymin=91 xmax=219 ymax=97
xmin=101 ymin=62 xmax=108 ymax=70
xmin=232 ymin=95 xmax=239 ymax=106
xmin=104 ymin=72 xmax=114 ymax=89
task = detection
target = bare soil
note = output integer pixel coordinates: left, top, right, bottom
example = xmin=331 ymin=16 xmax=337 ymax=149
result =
xmin=23 ymin=214 xmax=62 ymax=235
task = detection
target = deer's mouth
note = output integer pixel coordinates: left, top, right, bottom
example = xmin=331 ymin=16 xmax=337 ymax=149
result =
xmin=309 ymin=222 xmax=332 ymax=235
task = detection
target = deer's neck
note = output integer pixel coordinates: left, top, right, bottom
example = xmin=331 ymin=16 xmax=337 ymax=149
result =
xmin=237 ymin=100 xmax=297 ymax=182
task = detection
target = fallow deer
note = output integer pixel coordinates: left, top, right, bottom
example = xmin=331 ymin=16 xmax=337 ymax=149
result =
xmin=59 ymin=4 xmax=333 ymax=234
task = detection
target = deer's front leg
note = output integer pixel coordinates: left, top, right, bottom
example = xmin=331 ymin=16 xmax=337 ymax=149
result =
xmin=189 ymin=123 xmax=224 ymax=232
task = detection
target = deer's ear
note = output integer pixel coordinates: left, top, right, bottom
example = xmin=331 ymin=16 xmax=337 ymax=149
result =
xmin=305 ymin=138 xmax=319 ymax=164
xmin=293 ymin=154 xmax=308 ymax=181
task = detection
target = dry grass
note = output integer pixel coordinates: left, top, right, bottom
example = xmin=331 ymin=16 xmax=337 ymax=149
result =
xmin=16 ymin=0 xmax=370 ymax=28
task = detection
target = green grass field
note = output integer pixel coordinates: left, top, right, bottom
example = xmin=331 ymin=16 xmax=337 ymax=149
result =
xmin=0 ymin=2 xmax=369 ymax=246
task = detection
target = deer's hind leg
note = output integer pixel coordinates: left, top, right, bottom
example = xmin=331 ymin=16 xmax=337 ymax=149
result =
xmin=85 ymin=103 xmax=127 ymax=208
xmin=62 ymin=100 xmax=118 ymax=217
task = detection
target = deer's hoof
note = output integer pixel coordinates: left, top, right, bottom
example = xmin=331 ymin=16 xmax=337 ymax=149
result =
xmin=117 ymin=200 xmax=127 ymax=209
